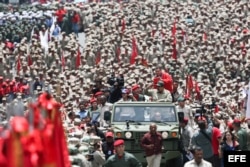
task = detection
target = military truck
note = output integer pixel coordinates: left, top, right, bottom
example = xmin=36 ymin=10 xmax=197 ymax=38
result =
xmin=104 ymin=102 xmax=183 ymax=167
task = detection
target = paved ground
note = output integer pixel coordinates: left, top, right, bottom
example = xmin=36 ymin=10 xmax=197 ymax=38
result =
xmin=78 ymin=32 xmax=86 ymax=50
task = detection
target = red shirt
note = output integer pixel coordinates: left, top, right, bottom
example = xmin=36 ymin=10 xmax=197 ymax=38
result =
xmin=56 ymin=9 xmax=67 ymax=23
xmin=141 ymin=132 xmax=163 ymax=156
xmin=212 ymin=127 xmax=222 ymax=155
xmin=153 ymin=71 xmax=173 ymax=92
xmin=72 ymin=13 xmax=80 ymax=24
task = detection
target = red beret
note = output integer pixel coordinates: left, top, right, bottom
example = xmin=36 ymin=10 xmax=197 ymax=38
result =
xmin=95 ymin=91 xmax=103 ymax=96
xmin=132 ymin=85 xmax=140 ymax=91
xmin=90 ymin=98 xmax=97 ymax=103
xmin=198 ymin=116 xmax=206 ymax=121
xmin=106 ymin=132 xmax=114 ymax=138
xmin=233 ymin=119 xmax=241 ymax=124
xmin=114 ymin=139 xmax=124 ymax=147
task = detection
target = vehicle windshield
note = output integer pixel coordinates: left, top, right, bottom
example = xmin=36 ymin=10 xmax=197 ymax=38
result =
xmin=113 ymin=106 xmax=176 ymax=122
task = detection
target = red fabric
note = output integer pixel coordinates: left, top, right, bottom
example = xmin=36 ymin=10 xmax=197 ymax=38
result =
xmin=185 ymin=75 xmax=193 ymax=99
xmin=55 ymin=9 xmax=66 ymax=23
xmin=214 ymin=105 xmax=219 ymax=113
xmin=130 ymin=36 xmax=138 ymax=65
xmin=153 ymin=71 xmax=173 ymax=92
xmin=152 ymin=30 xmax=156 ymax=38
xmin=212 ymin=127 xmax=221 ymax=155
xmin=0 ymin=138 xmax=7 ymax=166
xmin=194 ymin=81 xmax=200 ymax=100
xmin=172 ymin=38 xmax=177 ymax=59
xmin=116 ymin=47 xmax=121 ymax=62
xmin=121 ymin=19 xmax=125 ymax=32
xmin=95 ymin=51 xmax=101 ymax=65
xmin=17 ymin=56 xmax=21 ymax=75
xmin=27 ymin=55 xmax=32 ymax=66
xmin=75 ymin=48 xmax=81 ymax=69
xmin=72 ymin=13 xmax=80 ymax=24
xmin=203 ymin=32 xmax=207 ymax=41
xmin=6 ymin=41 xmax=14 ymax=49
xmin=172 ymin=19 xmax=177 ymax=36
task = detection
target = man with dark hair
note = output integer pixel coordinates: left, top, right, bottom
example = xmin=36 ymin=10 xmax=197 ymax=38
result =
xmin=191 ymin=117 xmax=213 ymax=164
xmin=102 ymin=132 xmax=115 ymax=160
xmin=179 ymin=117 xmax=193 ymax=165
xmin=232 ymin=119 xmax=248 ymax=150
xmin=184 ymin=146 xmax=212 ymax=167
xmin=153 ymin=66 xmax=173 ymax=93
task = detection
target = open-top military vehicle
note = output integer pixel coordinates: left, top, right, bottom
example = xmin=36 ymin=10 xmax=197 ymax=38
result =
xmin=104 ymin=102 xmax=183 ymax=167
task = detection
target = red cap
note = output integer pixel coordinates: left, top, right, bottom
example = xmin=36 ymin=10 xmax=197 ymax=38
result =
xmin=197 ymin=116 xmax=206 ymax=121
xmin=233 ymin=119 xmax=241 ymax=124
xmin=132 ymin=85 xmax=140 ymax=91
xmin=95 ymin=91 xmax=103 ymax=97
xmin=114 ymin=139 xmax=124 ymax=147
xmin=90 ymin=98 xmax=97 ymax=103
xmin=227 ymin=122 xmax=233 ymax=129
xmin=106 ymin=132 xmax=114 ymax=138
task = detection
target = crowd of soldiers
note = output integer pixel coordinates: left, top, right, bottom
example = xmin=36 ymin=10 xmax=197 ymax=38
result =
xmin=1 ymin=0 xmax=250 ymax=167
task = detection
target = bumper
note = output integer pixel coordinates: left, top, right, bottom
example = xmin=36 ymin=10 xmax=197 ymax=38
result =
xmin=129 ymin=151 xmax=181 ymax=164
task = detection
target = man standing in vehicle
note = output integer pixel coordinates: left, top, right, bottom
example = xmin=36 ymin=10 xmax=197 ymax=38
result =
xmin=141 ymin=123 xmax=163 ymax=167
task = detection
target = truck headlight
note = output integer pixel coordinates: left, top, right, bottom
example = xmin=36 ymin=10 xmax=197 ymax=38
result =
xmin=125 ymin=132 xmax=132 ymax=139
xmin=162 ymin=131 xmax=168 ymax=139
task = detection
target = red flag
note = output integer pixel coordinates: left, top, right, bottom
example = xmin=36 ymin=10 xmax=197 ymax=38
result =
xmin=61 ymin=52 xmax=65 ymax=71
xmin=121 ymin=19 xmax=126 ymax=33
xmin=17 ymin=55 xmax=21 ymax=75
xmin=194 ymin=81 xmax=201 ymax=100
xmin=203 ymin=32 xmax=207 ymax=41
xmin=27 ymin=55 xmax=32 ymax=66
xmin=152 ymin=30 xmax=156 ymax=38
xmin=95 ymin=51 xmax=101 ymax=65
xmin=130 ymin=36 xmax=138 ymax=65
xmin=188 ymin=75 xmax=193 ymax=90
xmin=75 ymin=48 xmax=81 ymax=69
xmin=172 ymin=19 xmax=177 ymax=37
xmin=172 ymin=38 xmax=177 ymax=59
xmin=214 ymin=105 xmax=219 ymax=113
xmin=116 ymin=47 xmax=121 ymax=62
xmin=185 ymin=75 xmax=193 ymax=99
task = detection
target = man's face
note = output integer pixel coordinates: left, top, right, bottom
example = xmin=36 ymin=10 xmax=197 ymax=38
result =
xmin=194 ymin=150 xmax=203 ymax=163
xmin=150 ymin=124 xmax=157 ymax=134
xmin=173 ymin=82 xmax=178 ymax=90
xmin=155 ymin=69 xmax=161 ymax=77
xmin=114 ymin=145 xmax=125 ymax=156
xmin=157 ymin=86 xmax=164 ymax=93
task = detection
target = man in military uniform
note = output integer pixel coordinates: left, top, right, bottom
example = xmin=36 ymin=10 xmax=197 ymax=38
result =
xmin=104 ymin=139 xmax=142 ymax=167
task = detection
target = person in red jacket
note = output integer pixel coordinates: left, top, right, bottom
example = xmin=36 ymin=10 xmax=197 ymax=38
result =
xmin=71 ymin=10 xmax=80 ymax=37
xmin=153 ymin=67 xmax=173 ymax=93
xmin=55 ymin=5 xmax=67 ymax=28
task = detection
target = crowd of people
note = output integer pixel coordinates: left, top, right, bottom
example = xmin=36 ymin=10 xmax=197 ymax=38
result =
xmin=1 ymin=0 xmax=250 ymax=167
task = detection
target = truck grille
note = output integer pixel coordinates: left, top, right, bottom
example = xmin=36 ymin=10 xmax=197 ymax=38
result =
xmin=134 ymin=132 xmax=147 ymax=140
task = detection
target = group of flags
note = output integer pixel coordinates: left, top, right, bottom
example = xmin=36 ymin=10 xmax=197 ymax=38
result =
xmin=0 ymin=93 xmax=70 ymax=167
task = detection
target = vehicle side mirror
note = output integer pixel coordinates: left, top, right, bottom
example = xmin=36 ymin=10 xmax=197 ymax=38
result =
xmin=178 ymin=112 xmax=184 ymax=123
xmin=104 ymin=111 xmax=111 ymax=121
